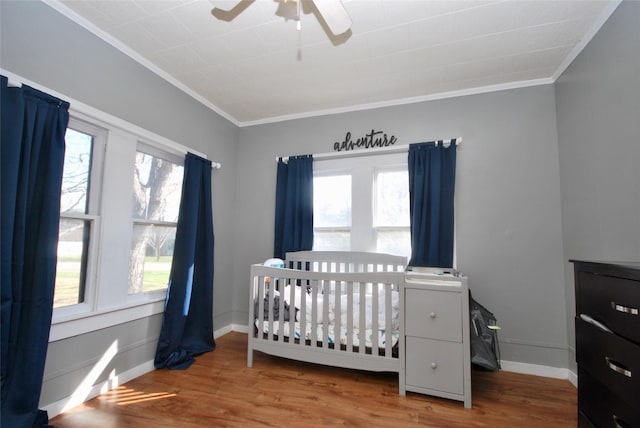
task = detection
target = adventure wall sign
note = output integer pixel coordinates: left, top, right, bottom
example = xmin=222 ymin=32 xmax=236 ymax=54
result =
xmin=333 ymin=129 xmax=398 ymax=152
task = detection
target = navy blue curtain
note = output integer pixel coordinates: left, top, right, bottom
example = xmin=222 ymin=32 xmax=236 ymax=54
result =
xmin=1 ymin=76 xmax=70 ymax=428
xmin=273 ymin=155 xmax=314 ymax=259
xmin=154 ymin=153 xmax=215 ymax=370
xmin=408 ymin=141 xmax=457 ymax=267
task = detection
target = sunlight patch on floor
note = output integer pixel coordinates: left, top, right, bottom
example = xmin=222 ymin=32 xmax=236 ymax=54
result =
xmin=99 ymin=385 xmax=177 ymax=405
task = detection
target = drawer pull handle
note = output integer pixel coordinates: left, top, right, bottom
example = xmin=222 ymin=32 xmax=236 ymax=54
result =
xmin=611 ymin=302 xmax=639 ymax=316
xmin=431 ymin=362 xmax=437 ymax=369
xmin=429 ymin=312 xmax=436 ymax=319
xmin=606 ymin=357 xmax=632 ymax=378
xmin=613 ymin=415 xmax=631 ymax=428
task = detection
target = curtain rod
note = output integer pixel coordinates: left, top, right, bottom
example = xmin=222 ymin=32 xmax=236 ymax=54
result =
xmin=2 ymin=69 xmax=223 ymax=169
xmin=276 ymin=137 xmax=461 ymax=162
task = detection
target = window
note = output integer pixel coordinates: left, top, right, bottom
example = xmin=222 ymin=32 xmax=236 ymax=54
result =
xmin=54 ymin=119 xmax=105 ymax=309
xmin=312 ymin=153 xmax=411 ymax=258
xmin=47 ymin=104 xmax=199 ymax=341
xmin=129 ymin=146 xmax=184 ymax=294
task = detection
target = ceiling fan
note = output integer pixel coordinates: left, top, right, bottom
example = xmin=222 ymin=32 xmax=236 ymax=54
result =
xmin=211 ymin=0 xmax=352 ymax=36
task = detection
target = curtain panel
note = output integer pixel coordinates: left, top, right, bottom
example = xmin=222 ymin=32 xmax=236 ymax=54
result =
xmin=154 ymin=153 xmax=215 ymax=370
xmin=1 ymin=76 xmax=70 ymax=427
xmin=408 ymin=141 xmax=457 ymax=268
xmin=273 ymin=155 xmax=314 ymax=259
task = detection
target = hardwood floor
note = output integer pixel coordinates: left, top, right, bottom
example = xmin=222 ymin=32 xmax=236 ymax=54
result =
xmin=50 ymin=332 xmax=577 ymax=427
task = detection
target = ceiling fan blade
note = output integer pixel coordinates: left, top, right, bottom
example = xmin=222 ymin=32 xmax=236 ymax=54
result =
xmin=310 ymin=0 xmax=352 ymax=35
xmin=210 ymin=0 xmax=255 ymax=22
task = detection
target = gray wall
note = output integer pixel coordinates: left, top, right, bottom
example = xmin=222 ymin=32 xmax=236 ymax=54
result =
xmin=1 ymin=0 xmax=238 ymax=407
xmin=555 ymin=0 xmax=640 ymax=372
xmin=235 ymin=85 xmax=569 ymax=367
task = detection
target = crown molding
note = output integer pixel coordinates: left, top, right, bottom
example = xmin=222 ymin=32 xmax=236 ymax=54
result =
xmin=238 ymin=78 xmax=554 ymax=127
xmin=42 ymin=0 xmax=240 ymax=127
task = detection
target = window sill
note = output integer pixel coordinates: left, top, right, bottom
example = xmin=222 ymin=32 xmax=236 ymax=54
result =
xmin=49 ymin=299 xmax=166 ymax=342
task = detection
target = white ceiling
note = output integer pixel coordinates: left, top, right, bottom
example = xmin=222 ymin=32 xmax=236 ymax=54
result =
xmin=48 ymin=0 xmax=619 ymax=126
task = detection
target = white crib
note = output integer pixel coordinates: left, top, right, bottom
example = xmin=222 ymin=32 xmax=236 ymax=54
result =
xmin=247 ymin=251 xmax=406 ymax=381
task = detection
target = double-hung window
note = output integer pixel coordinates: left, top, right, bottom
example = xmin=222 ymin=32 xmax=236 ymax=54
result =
xmin=55 ymin=118 xmax=105 ymax=310
xmin=313 ymin=153 xmax=410 ymax=258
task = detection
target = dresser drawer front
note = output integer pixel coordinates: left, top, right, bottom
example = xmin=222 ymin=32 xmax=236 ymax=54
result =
xmin=578 ymin=271 xmax=640 ymax=344
xmin=576 ymin=318 xmax=640 ymax=407
xmin=578 ymin=368 xmax=640 ymax=428
xmin=405 ymin=289 xmax=462 ymax=341
xmin=405 ymin=337 xmax=464 ymax=395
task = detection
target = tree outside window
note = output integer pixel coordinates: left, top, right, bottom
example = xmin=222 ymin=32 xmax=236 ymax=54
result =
xmin=129 ymin=149 xmax=183 ymax=294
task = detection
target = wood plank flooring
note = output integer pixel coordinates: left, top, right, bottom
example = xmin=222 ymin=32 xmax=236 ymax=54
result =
xmin=50 ymin=332 xmax=577 ymax=427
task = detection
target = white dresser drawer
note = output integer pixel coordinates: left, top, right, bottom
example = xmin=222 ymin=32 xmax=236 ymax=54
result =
xmin=406 ymin=337 xmax=464 ymax=395
xmin=405 ymin=289 xmax=462 ymax=341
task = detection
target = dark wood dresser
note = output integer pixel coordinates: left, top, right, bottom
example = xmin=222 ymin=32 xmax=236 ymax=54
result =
xmin=572 ymin=260 xmax=640 ymax=428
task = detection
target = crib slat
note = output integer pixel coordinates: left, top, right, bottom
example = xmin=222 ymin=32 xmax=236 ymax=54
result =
xmin=385 ymin=283 xmax=392 ymax=357
xmin=372 ymin=282 xmax=379 ymax=354
xmin=299 ymin=280 xmax=307 ymax=347
xmin=257 ymin=275 xmax=265 ymax=339
xmin=347 ymin=282 xmax=353 ymax=351
xmin=311 ymin=279 xmax=318 ymax=345
xmin=334 ymin=280 xmax=342 ymax=351
xmin=315 ymin=280 xmax=329 ymax=348
xmin=287 ymin=277 xmax=295 ymax=326
xmin=359 ymin=282 xmax=366 ymax=355
xmin=267 ymin=278 xmax=275 ymax=340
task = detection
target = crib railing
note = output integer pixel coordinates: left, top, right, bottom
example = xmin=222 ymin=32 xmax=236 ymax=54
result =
xmin=285 ymin=250 xmax=407 ymax=274
xmin=248 ymin=264 xmax=405 ymax=373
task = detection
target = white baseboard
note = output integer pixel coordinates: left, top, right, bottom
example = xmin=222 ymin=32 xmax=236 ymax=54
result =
xmin=500 ymin=360 xmax=577 ymax=387
xmin=44 ymin=359 xmax=156 ymax=419
xmin=229 ymin=323 xmax=249 ymax=334
xmin=213 ymin=324 xmax=234 ymax=338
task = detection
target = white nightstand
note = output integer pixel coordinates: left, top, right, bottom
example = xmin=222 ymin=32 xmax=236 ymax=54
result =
xmin=400 ymin=267 xmax=472 ymax=408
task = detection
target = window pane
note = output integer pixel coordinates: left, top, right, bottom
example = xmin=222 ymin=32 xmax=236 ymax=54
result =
xmin=132 ymin=152 xmax=184 ymax=222
xmin=375 ymin=171 xmax=409 ymax=227
xmin=313 ymin=231 xmax=351 ymax=251
xmin=314 ymin=175 xmax=351 ymax=227
xmin=61 ymin=128 xmax=93 ymax=214
xmin=129 ymin=224 xmax=176 ymax=294
xmin=55 ymin=218 xmax=90 ymax=308
xmin=377 ymin=229 xmax=411 ymax=259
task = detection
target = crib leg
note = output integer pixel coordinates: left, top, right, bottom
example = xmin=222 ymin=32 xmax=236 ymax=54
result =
xmin=247 ymin=347 xmax=253 ymax=368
